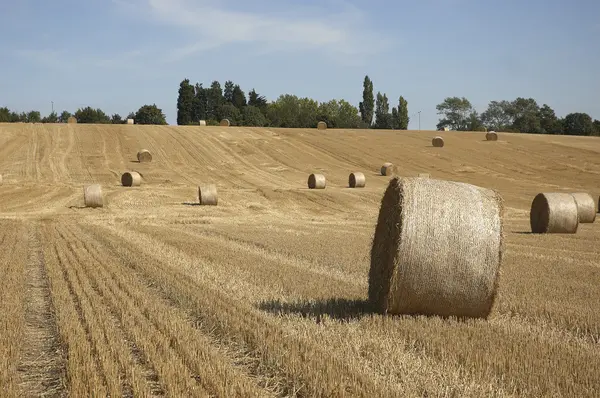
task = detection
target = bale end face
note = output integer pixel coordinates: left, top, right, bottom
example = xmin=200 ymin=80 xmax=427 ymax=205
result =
xmin=432 ymin=136 xmax=444 ymax=147
xmin=381 ymin=162 xmax=394 ymax=176
xmin=530 ymin=193 xmax=579 ymax=233
xmin=308 ymin=174 xmax=326 ymax=189
xmin=220 ymin=119 xmax=230 ymax=127
xmin=570 ymin=192 xmax=596 ymax=223
xmin=121 ymin=171 xmax=142 ymax=187
xmin=127 ymin=118 xmax=134 ymax=125
xmin=83 ymin=184 xmax=103 ymax=208
xmin=137 ymin=150 xmax=152 ymax=163
xmin=199 ymin=120 xmax=207 ymax=126
xmin=486 ymin=131 xmax=498 ymax=141
xmin=317 ymin=121 xmax=327 ymax=130
xmin=198 ymin=184 xmax=218 ymax=205
xmin=369 ymin=177 xmax=504 ymax=319
xmin=349 ymin=172 xmax=366 ymax=188
xmin=67 ymin=116 xmax=77 ymax=124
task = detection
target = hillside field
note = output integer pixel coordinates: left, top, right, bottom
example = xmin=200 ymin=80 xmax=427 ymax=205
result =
xmin=0 ymin=123 xmax=599 ymax=397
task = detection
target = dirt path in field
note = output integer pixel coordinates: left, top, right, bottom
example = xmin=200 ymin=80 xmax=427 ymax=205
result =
xmin=17 ymin=223 xmax=66 ymax=397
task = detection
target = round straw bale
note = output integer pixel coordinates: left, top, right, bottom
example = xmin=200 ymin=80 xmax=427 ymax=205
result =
xmin=198 ymin=184 xmax=218 ymax=205
xmin=486 ymin=131 xmax=498 ymax=141
xmin=220 ymin=118 xmax=230 ymax=127
xmin=418 ymin=173 xmax=430 ymax=178
xmin=67 ymin=116 xmax=77 ymax=124
xmin=121 ymin=171 xmax=141 ymax=187
xmin=530 ymin=193 xmax=578 ymax=233
xmin=570 ymin=192 xmax=596 ymax=223
xmin=432 ymin=136 xmax=444 ymax=147
xmin=308 ymin=174 xmax=326 ymax=189
xmin=83 ymin=184 xmax=103 ymax=208
xmin=381 ymin=162 xmax=395 ymax=176
xmin=199 ymin=120 xmax=207 ymax=126
xmin=0 ymin=174 xmax=3 ymax=185
xmin=137 ymin=149 xmax=152 ymax=163
xmin=317 ymin=121 xmax=327 ymax=130
xmin=127 ymin=118 xmax=134 ymax=125
xmin=349 ymin=172 xmax=366 ymax=188
xmin=369 ymin=177 xmax=504 ymax=319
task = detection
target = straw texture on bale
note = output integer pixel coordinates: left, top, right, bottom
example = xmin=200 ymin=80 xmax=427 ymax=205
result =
xmin=349 ymin=172 xmax=366 ymax=188
xmin=199 ymin=120 xmax=207 ymax=126
xmin=67 ymin=116 xmax=77 ymax=124
xmin=220 ymin=119 xmax=230 ymax=127
xmin=137 ymin=149 xmax=152 ymax=163
xmin=570 ymin=192 xmax=596 ymax=223
xmin=530 ymin=193 xmax=579 ymax=233
xmin=127 ymin=118 xmax=134 ymax=125
xmin=121 ymin=171 xmax=142 ymax=187
xmin=317 ymin=121 xmax=327 ymax=130
xmin=308 ymin=174 xmax=326 ymax=189
xmin=432 ymin=136 xmax=444 ymax=147
xmin=83 ymin=184 xmax=103 ymax=208
xmin=369 ymin=177 xmax=504 ymax=319
xmin=381 ymin=162 xmax=395 ymax=176
xmin=486 ymin=131 xmax=498 ymax=141
xmin=198 ymin=184 xmax=218 ymax=205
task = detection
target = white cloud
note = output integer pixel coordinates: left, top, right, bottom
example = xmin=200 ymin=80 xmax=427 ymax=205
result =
xmin=113 ymin=0 xmax=390 ymax=62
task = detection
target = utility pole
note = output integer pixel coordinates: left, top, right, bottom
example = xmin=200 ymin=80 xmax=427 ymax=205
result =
xmin=51 ymin=101 xmax=54 ymax=114
xmin=418 ymin=111 xmax=421 ymax=131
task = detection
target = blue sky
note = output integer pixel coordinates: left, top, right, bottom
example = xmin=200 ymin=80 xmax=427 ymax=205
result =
xmin=1 ymin=0 xmax=599 ymax=128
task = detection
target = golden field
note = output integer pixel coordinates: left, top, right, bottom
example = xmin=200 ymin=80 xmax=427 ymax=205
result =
xmin=0 ymin=123 xmax=599 ymax=397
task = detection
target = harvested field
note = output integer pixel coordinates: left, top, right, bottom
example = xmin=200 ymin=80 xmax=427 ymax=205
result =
xmin=0 ymin=123 xmax=599 ymax=397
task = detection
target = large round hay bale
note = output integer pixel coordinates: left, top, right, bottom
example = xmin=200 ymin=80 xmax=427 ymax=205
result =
xmin=432 ymin=136 xmax=444 ymax=147
xmin=121 ymin=171 xmax=141 ymax=187
xmin=220 ymin=119 xmax=230 ymax=127
xmin=67 ymin=116 xmax=77 ymax=124
xmin=83 ymin=184 xmax=103 ymax=208
xmin=381 ymin=162 xmax=395 ymax=176
xmin=349 ymin=172 xmax=366 ymax=188
xmin=486 ymin=131 xmax=498 ymax=141
xmin=530 ymin=193 xmax=578 ymax=233
xmin=308 ymin=174 xmax=326 ymax=189
xmin=570 ymin=192 xmax=596 ymax=223
xmin=369 ymin=177 xmax=504 ymax=319
xmin=317 ymin=121 xmax=327 ymax=130
xmin=137 ymin=149 xmax=152 ymax=163
xmin=198 ymin=184 xmax=218 ymax=205
xmin=199 ymin=120 xmax=207 ymax=126
xmin=126 ymin=118 xmax=134 ymax=125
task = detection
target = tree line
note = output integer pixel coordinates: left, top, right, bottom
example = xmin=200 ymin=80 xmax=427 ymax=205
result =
xmin=0 ymin=104 xmax=167 ymax=125
xmin=176 ymin=75 xmax=410 ymax=129
xmin=436 ymin=97 xmax=600 ymax=136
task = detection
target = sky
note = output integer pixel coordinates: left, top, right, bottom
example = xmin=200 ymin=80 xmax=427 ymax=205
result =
xmin=1 ymin=0 xmax=599 ymax=128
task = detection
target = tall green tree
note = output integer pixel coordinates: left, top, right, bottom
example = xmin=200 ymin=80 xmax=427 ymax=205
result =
xmin=206 ymin=81 xmax=224 ymax=121
xmin=177 ymin=78 xmax=195 ymax=125
xmin=248 ymin=89 xmax=267 ymax=112
xmin=219 ymin=103 xmax=241 ymax=125
xmin=0 ymin=107 xmax=11 ymax=122
xmin=391 ymin=107 xmax=399 ymax=129
xmin=192 ymin=83 xmax=207 ymax=122
xmin=42 ymin=111 xmax=58 ymax=123
xmin=374 ymin=92 xmax=392 ymax=129
xmin=74 ymin=107 xmax=110 ymax=124
xmin=481 ymin=100 xmax=513 ymax=131
xmin=135 ymin=104 xmax=167 ymax=125
xmin=593 ymin=119 xmax=600 ymax=134
xmin=242 ymin=105 xmax=267 ymax=126
xmin=27 ymin=111 xmax=41 ymax=123
xmin=359 ymin=75 xmax=374 ymax=127
xmin=231 ymin=85 xmax=247 ymax=109
xmin=539 ymin=104 xmax=562 ymax=134
xmin=111 ymin=113 xmax=123 ymax=124
xmin=435 ymin=97 xmax=473 ymax=131
xmin=466 ymin=111 xmax=485 ymax=131
xmin=59 ymin=111 xmax=72 ymax=123
xmin=509 ymin=97 xmax=542 ymax=133
xmin=223 ymin=80 xmax=235 ymax=103
xmin=398 ymin=96 xmax=409 ymax=130
xmin=336 ymin=100 xmax=362 ymax=128
xmin=563 ymin=113 xmax=595 ymax=136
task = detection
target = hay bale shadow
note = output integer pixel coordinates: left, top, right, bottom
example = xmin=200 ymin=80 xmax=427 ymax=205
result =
xmin=68 ymin=205 xmax=87 ymax=209
xmin=130 ymin=160 xmax=140 ymax=163
xmin=181 ymin=202 xmax=200 ymax=206
xmin=258 ymin=298 xmax=372 ymax=322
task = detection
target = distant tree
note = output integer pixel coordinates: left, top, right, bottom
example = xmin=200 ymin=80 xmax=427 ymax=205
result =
xmin=359 ymin=75 xmax=374 ymax=127
xmin=26 ymin=110 xmax=41 ymax=123
xmin=398 ymin=96 xmax=409 ymax=130
xmin=593 ymin=119 xmax=600 ymax=135
xmin=373 ymin=92 xmax=392 ymax=129
xmin=480 ymin=100 xmax=513 ymax=131
xmin=59 ymin=110 xmax=72 ymax=123
xmin=336 ymin=100 xmax=363 ymax=128
xmin=231 ymin=85 xmax=247 ymax=109
xmin=111 ymin=113 xmax=123 ymax=124
xmin=248 ymin=89 xmax=267 ymax=113
xmin=223 ymin=80 xmax=235 ymax=104
xmin=74 ymin=107 xmax=110 ymax=124
xmin=242 ymin=105 xmax=267 ymax=126
xmin=135 ymin=104 xmax=167 ymax=125
xmin=509 ymin=97 xmax=542 ymax=133
xmin=539 ymin=104 xmax=562 ymax=134
xmin=192 ymin=83 xmax=207 ymax=123
xmin=126 ymin=112 xmax=135 ymax=120
xmin=0 ymin=107 xmax=11 ymax=122
xmin=219 ymin=103 xmax=241 ymax=125
xmin=436 ymin=97 xmax=473 ymax=131
xmin=391 ymin=107 xmax=399 ymax=129
xmin=466 ymin=111 xmax=486 ymax=131
xmin=41 ymin=111 xmax=58 ymax=123
xmin=563 ymin=112 xmax=595 ymax=136
xmin=206 ymin=81 xmax=224 ymax=121
xmin=317 ymin=99 xmax=339 ymax=128
xmin=177 ymin=78 xmax=195 ymax=125
xmin=267 ymin=95 xmax=303 ymax=127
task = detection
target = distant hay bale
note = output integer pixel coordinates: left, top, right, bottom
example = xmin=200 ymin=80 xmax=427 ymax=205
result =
xmin=0 ymin=174 xmax=3 ymax=185
xmin=570 ymin=192 xmax=596 ymax=223
xmin=369 ymin=177 xmax=503 ymax=319
xmin=432 ymin=136 xmax=444 ymax=147
xmin=137 ymin=149 xmax=152 ymax=163
xmin=67 ymin=116 xmax=77 ymax=124
xmin=83 ymin=184 xmax=103 ymax=208
xmin=418 ymin=173 xmax=430 ymax=178
xmin=317 ymin=121 xmax=327 ymax=130
xmin=220 ymin=119 xmax=230 ymax=127
xmin=199 ymin=120 xmax=207 ymax=126
xmin=486 ymin=131 xmax=498 ymax=141
xmin=127 ymin=118 xmax=134 ymax=125
xmin=349 ymin=172 xmax=366 ymax=188
xmin=121 ymin=171 xmax=141 ymax=187
xmin=198 ymin=184 xmax=218 ymax=205
xmin=381 ymin=162 xmax=395 ymax=176
xmin=308 ymin=174 xmax=326 ymax=189
xmin=530 ymin=193 xmax=579 ymax=233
